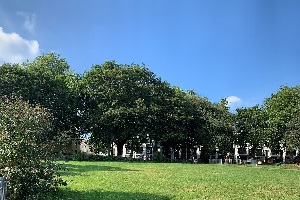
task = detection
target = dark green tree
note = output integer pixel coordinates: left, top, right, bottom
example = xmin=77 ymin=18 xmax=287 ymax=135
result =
xmin=286 ymin=113 xmax=300 ymax=151
xmin=0 ymin=63 xmax=30 ymax=97
xmin=23 ymin=53 xmax=81 ymax=139
xmin=202 ymin=99 xmax=235 ymax=158
xmin=263 ymin=85 xmax=300 ymax=153
xmin=235 ymin=105 xmax=268 ymax=156
xmin=0 ymin=53 xmax=82 ymax=144
xmin=83 ymin=61 xmax=164 ymax=156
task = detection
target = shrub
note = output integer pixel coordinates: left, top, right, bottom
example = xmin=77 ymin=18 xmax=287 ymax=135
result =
xmin=153 ymin=151 xmax=165 ymax=162
xmin=70 ymin=153 xmax=126 ymax=162
xmin=71 ymin=153 xmax=92 ymax=161
xmin=0 ymin=96 xmax=66 ymax=199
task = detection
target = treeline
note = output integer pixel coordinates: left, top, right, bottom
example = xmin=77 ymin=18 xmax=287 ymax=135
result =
xmin=1 ymin=53 xmax=300 ymax=161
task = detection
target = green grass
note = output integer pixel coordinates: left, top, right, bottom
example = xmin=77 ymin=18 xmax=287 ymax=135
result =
xmin=49 ymin=161 xmax=300 ymax=200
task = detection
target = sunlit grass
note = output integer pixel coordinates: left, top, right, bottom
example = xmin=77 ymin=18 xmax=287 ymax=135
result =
xmin=49 ymin=161 xmax=300 ymax=200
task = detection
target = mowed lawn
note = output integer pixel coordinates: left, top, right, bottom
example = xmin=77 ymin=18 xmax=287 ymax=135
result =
xmin=49 ymin=161 xmax=300 ymax=200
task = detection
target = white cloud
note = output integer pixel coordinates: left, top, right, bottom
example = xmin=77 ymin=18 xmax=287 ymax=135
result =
xmin=0 ymin=27 xmax=40 ymax=63
xmin=226 ymin=96 xmax=242 ymax=110
xmin=17 ymin=12 xmax=36 ymax=33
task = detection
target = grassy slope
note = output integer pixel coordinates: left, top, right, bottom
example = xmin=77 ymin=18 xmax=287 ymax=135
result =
xmin=49 ymin=162 xmax=300 ymax=200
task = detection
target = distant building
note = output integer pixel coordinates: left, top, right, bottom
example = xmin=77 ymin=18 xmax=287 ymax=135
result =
xmin=54 ymin=138 xmax=94 ymax=155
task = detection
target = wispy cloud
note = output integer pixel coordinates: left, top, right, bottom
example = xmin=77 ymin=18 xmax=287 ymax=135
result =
xmin=17 ymin=12 xmax=36 ymax=33
xmin=0 ymin=27 xmax=40 ymax=63
xmin=226 ymin=96 xmax=242 ymax=111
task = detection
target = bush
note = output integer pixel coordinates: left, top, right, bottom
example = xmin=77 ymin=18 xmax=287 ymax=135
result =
xmin=153 ymin=151 xmax=165 ymax=162
xmin=70 ymin=153 xmax=125 ymax=162
xmin=71 ymin=153 xmax=92 ymax=161
xmin=0 ymin=96 xmax=66 ymax=199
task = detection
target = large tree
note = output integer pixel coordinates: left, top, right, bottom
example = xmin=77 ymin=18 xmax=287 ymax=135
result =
xmin=23 ymin=53 xmax=81 ymax=138
xmin=202 ymin=99 xmax=235 ymax=158
xmin=0 ymin=53 xmax=81 ymax=141
xmin=152 ymin=88 xmax=234 ymax=161
xmin=286 ymin=113 xmax=300 ymax=151
xmin=235 ymin=105 xmax=268 ymax=156
xmin=263 ymin=85 xmax=300 ymax=153
xmin=83 ymin=61 xmax=165 ymax=156
xmin=154 ymin=87 xmax=200 ymax=160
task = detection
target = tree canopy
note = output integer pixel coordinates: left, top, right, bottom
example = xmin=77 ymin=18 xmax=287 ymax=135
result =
xmin=0 ymin=53 xmax=81 ymax=141
xmin=1 ymin=53 xmax=299 ymax=162
xmin=263 ymin=86 xmax=300 ymax=152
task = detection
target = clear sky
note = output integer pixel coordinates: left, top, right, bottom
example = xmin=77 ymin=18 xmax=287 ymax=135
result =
xmin=0 ymin=0 xmax=300 ymax=111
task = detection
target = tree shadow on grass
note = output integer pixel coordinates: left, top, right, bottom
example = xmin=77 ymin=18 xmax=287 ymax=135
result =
xmin=49 ymin=189 xmax=172 ymax=200
xmin=60 ymin=163 xmax=139 ymax=176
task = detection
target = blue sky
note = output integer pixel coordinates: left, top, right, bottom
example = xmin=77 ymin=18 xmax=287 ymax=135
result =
xmin=0 ymin=1 xmax=300 ymax=110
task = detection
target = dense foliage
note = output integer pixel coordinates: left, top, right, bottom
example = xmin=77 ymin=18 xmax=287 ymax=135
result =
xmin=81 ymin=61 xmax=235 ymax=160
xmin=0 ymin=54 xmax=81 ymax=142
xmin=234 ymin=105 xmax=268 ymax=155
xmin=82 ymin=61 xmax=166 ymax=156
xmin=0 ymin=96 xmax=65 ymax=199
xmin=1 ymin=52 xmax=299 ymax=198
xmin=264 ymin=86 xmax=300 ymax=152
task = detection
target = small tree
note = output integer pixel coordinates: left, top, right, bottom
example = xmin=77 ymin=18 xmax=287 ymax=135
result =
xmin=0 ymin=96 xmax=65 ymax=199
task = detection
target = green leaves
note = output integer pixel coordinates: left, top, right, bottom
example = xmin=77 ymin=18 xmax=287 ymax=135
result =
xmin=234 ymin=85 xmax=300 ymax=154
xmin=0 ymin=96 xmax=64 ymax=199
xmin=235 ymin=105 xmax=268 ymax=155
xmin=264 ymin=85 xmax=300 ymax=151
xmin=0 ymin=53 xmax=81 ymax=139
xmin=83 ymin=61 xmax=162 ymax=155
xmin=9 ymin=54 xmax=300 ymax=163
xmin=82 ymin=61 xmax=236 ymax=159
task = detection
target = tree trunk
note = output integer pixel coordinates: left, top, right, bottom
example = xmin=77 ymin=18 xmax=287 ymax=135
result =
xmin=107 ymin=142 xmax=111 ymax=156
xmin=116 ymin=141 xmax=126 ymax=156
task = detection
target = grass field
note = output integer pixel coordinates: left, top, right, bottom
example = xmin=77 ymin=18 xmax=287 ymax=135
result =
xmin=49 ymin=161 xmax=300 ymax=200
